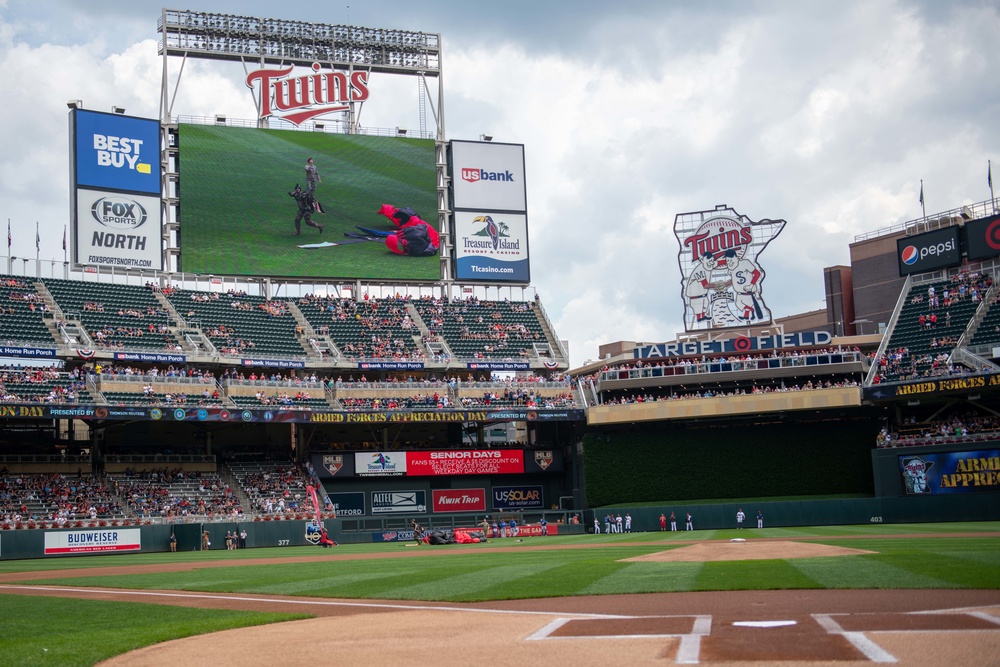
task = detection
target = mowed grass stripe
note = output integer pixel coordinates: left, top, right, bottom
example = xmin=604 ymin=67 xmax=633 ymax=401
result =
xmin=583 ymin=561 xmax=705 ymax=595
xmin=790 ymin=555 xmax=955 ymax=589
xmin=693 ymin=559 xmax=820 ymax=591
xmin=0 ymin=594 xmax=307 ymax=667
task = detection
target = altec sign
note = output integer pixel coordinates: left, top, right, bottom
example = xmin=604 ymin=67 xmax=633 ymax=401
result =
xmin=246 ymin=63 xmax=370 ymax=126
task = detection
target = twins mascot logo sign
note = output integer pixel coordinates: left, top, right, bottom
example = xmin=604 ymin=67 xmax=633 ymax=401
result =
xmin=674 ymin=207 xmax=786 ymax=331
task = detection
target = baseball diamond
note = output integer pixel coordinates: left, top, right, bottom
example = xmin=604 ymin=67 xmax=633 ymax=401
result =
xmin=1 ymin=5 xmax=1000 ymax=667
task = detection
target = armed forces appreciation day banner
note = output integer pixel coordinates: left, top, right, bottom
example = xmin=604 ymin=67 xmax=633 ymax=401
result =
xmin=899 ymin=449 xmax=1000 ymax=495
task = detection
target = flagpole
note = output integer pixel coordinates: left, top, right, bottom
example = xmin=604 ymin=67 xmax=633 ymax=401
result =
xmin=920 ymin=179 xmax=926 ymax=223
xmin=990 ymin=160 xmax=996 ymax=214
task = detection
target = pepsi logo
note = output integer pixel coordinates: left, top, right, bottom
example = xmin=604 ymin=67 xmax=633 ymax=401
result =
xmin=901 ymin=246 xmax=919 ymax=265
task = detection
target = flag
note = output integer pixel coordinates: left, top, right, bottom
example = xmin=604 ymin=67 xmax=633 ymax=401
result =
xmin=990 ymin=160 xmax=993 ymax=189
xmin=6 ymin=220 xmax=9 ymax=251
xmin=919 ymin=181 xmax=924 ymax=206
xmin=35 ymin=222 xmax=40 ymax=252
xmin=62 ymin=225 xmax=67 ymax=251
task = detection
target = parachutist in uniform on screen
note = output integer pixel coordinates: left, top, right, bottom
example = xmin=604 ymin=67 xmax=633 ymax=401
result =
xmin=305 ymin=157 xmax=321 ymax=203
xmin=289 ymin=184 xmax=324 ymax=236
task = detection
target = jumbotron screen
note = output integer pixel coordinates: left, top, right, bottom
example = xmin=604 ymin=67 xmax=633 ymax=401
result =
xmin=178 ymin=124 xmax=438 ymax=280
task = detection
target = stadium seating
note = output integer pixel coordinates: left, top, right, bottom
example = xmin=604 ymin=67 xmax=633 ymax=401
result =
xmin=0 ymin=275 xmax=58 ymax=346
xmin=42 ymin=278 xmax=180 ymax=352
xmin=165 ymin=289 xmax=305 ymax=358
xmin=0 ymin=473 xmax=125 ymax=522
xmin=227 ymin=462 xmax=312 ymax=515
xmin=109 ymin=470 xmax=243 ymax=519
xmin=0 ymin=368 xmax=95 ymax=404
xmin=412 ymin=297 xmax=549 ymax=360
xmin=296 ymin=294 xmax=425 ymax=360
xmin=875 ymin=274 xmax=989 ymax=382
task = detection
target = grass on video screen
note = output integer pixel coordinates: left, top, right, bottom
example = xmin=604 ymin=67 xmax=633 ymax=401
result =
xmin=178 ymin=124 xmax=438 ymax=281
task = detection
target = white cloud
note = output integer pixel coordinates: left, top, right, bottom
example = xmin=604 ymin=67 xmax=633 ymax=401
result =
xmin=0 ymin=1 xmax=998 ymax=367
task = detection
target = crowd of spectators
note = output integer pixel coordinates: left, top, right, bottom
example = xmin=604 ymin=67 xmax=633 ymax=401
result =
xmin=601 ymin=378 xmax=861 ymax=405
xmin=877 ymin=413 xmax=1000 ymax=447
xmin=248 ymin=390 xmax=319 ymax=407
xmin=236 ymin=465 xmax=311 ymax=515
xmin=459 ymin=389 xmax=578 ymax=408
xmin=340 ymin=395 xmax=448 ymax=410
xmin=0 ymin=367 xmax=86 ymax=404
xmin=112 ymin=469 xmax=243 ymax=519
xmin=1 ymin=473 xmax=123 ymax=524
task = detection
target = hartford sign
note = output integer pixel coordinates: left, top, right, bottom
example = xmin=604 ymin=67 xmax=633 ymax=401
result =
xmin=246 ymin=63 xmax=370 ymax=125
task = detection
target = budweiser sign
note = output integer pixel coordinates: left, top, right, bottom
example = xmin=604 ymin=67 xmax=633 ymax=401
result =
xmin=432 ymin=489 xmax=486 ymax=513
xmin=674 ymin=207 xmax=785 ymax=331
xmin=246 ymin=62 xmax=370 ymax=126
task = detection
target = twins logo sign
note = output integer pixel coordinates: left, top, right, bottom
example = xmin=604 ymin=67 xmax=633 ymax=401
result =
xmin=674 ymin=207 xmax=785 ymax=331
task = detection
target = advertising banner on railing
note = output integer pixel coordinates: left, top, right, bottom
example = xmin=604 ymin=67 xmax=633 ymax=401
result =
xmin=0 ymin=346 xmax=57 ymax=359
xmin=432 ymin=488 xmax=486 ymax=512
xmin=407 ymin=450 xmax=524 ymax=476
xmin=864 ymin=372 xmax=1000 ymax=401
xmin=326 ymin=491 xmax=365 ymax=516
xmin=900 ymin=449 xmax=1000 ymax=495
xmin=0 ymin=404 xmax=586 ymax=424
xmin=492 ymin=485 xmax=544 ymax=510
xmin=355 ymin=452 xmax=407 ymax=477
xmin=371 ymin=490 xmax=426 ymax=514
xmin=43 ymin=528 xmax=141 ymax=555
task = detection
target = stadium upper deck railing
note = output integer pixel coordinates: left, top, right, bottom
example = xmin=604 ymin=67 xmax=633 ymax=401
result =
xmin=853 ymin=197 xmax=998 ymax=243
xmin=173 ymin=114 xmax=436 ymax=140
xmin=596 ymin=350 xmax=867 ymax=384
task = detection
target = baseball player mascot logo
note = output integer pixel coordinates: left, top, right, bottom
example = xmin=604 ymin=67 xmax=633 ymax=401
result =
xmin=901 ymin=456 xmax=934 ymax=494
xmin=674 ymin=207 xmax=785 ymax=331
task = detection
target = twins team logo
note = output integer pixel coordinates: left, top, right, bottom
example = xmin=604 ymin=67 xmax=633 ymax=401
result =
xmin=246 ymin=62 xmax=369 ymax=126
xmin=901 ymin=246 xmax=919 ymax=265
xmin=461 ymin=167 xmax=515 ymax=183
xmin=901 ymin=456 xmax=934 ymax=494
xmin=674 ymin=207 xmax=786 ymax=331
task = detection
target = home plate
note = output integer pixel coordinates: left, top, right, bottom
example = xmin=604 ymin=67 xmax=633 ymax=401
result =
xmin=733 ymin=620 xmax=797 ymax=628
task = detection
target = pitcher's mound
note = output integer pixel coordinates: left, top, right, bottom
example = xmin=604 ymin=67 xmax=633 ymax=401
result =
xmin=622 ymin=540 xmax=875 ymax=562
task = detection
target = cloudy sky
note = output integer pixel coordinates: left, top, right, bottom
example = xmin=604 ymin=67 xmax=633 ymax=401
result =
xmin=1 ymin=0 xmax=998 ymax=366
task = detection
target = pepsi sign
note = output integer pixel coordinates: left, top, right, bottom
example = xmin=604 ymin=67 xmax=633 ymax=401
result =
xmin=896 ymin=226 xmax=960 ymax=276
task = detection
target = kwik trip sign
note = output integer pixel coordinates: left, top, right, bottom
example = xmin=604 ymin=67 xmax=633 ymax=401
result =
xmin=674 ymin=206 xmax=785 ymax=331
xmin=246 ymin=62 xmax=369 ymax=125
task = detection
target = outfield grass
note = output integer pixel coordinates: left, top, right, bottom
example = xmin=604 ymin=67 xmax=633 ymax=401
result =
xmin=1 ymin=523 xmax=997 ymax=665
xmin=0 ymin=595 xmax=307 ymax=667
